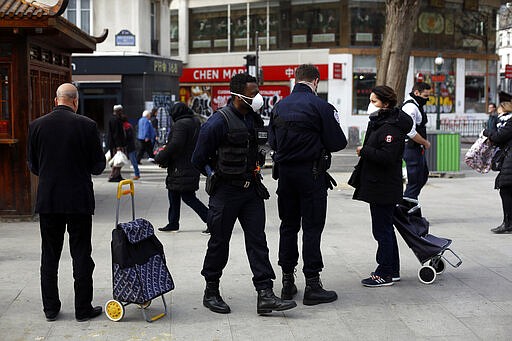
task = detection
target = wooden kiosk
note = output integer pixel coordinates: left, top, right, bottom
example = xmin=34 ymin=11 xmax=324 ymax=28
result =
xmin=0 ymin=0 xmax=106 ymax=217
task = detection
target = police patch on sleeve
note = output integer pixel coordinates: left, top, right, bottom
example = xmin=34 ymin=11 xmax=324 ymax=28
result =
xmin=385 ymin=135 xmax=393 ymax=143
xmin=333 ymin=109 xmax=340 ymax=124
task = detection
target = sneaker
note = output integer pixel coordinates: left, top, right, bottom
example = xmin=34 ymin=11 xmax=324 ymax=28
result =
xmin=371 ymin=271 xmax=400 ymax=282
xmin=201 ymin=229 xmax=210 ymax=235
xmin=147 ymin=158 xmax=155 ymax=163
xmin=361 ymin=275 xmax=394 ymax=287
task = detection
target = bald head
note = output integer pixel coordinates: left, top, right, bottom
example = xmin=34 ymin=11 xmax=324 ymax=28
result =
xmin=55 ymin=83 xmax=78 ymax=112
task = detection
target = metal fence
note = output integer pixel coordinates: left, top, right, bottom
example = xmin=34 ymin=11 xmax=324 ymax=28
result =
xmin=439 ymin=119 xmax=486 ymax=137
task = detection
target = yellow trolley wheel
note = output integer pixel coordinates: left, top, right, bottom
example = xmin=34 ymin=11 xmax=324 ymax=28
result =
xmin=105 ymin=299 xmax=125 ymax=322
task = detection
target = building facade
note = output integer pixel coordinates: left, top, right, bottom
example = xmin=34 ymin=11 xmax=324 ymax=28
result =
xmin=171 ymin=0 xmax=500 ymax=138
xmin=67 ymin=0 xmax=182 ymax=135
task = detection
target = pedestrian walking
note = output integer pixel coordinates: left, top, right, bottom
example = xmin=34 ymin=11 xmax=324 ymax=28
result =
xmin=484 ymin=101 xmax=512 ymax=234
xmin=120 ymin=114 xmax=140 ymax=180
xmin=191 ymin=73 xmax=296 ymax=315
xmin=487 ymin=103 xmax=499 ymax=134
xmin=402 ymin=82 xmax=432 ymax=200
xmin=27 ymin=83 xmax=106 ymax=322
xmin=268 ymin=63 xmax=347 ymax=305
xmin=137 ymin=110 xmax=156 ymax=163
xmin=107 ymin=105 xmax=127 ymax=182
xmin=351 ymin=85 xmax=413 ymax=287
xmin=155 ymin=102 xmax=209 ymax=234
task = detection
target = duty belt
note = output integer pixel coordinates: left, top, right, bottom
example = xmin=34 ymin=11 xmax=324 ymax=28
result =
xmin=227 ymin=179 xmax=252 ymax=188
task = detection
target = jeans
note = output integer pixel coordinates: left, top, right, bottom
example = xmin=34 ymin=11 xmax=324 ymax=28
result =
xmin=404 ymin=144 xmax=429 ymax=199
xmin=128 ymin=151 xmax=139 ymax=177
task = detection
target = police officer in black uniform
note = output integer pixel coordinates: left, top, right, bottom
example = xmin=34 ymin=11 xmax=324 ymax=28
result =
xmin=268 ymin=64 xmax=347 ymax=305
xmin=191 ymin=73 xmax=296 ymax=315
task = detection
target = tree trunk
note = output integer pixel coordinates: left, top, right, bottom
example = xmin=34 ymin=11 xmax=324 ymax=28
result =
xmin=376 ymin=0 xmax=421 ymax=103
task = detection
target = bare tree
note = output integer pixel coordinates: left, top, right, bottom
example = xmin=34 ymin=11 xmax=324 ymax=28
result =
xmin=376 ymin=0 xmax=421 ymax=103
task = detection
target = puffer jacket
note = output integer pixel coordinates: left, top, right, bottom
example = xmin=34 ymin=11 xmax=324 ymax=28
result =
xmin=353 ymin=107 xmax=413 ymax=205
xmin=487 ymin=112 xmax=512 ymax=189
xmin=154 ymin=103 xmax=202 ymax=192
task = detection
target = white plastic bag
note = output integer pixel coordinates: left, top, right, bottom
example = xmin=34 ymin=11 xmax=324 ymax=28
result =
xmin=112 ymin=150 xmax=129 ymax=168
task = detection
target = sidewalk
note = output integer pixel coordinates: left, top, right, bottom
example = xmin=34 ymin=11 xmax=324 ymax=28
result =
xmin=1 ymin=163 xmax=511 ymax=340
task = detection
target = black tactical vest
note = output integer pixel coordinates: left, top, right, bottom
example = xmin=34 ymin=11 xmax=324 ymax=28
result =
xmin=402 ymin=99 xmax=428 ymax=147
xmin=216 ymin=107 xmax=258 ymax=178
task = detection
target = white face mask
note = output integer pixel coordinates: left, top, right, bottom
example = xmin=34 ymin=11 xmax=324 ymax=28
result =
xmin=367 ymin=102 xmax=380 ymax=115
xmin=231 ymin=92 xmax=264 ymax=112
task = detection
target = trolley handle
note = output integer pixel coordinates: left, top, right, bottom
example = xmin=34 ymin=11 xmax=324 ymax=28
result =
xmin=115 ymin=179 xmax=136 ymax=227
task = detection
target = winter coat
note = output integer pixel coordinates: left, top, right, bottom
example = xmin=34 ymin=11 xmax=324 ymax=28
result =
xmin=486 ymin=112 xmax=512 ymax=189
xmin=154 ymin=103 xmax=202 ymax=192
xmin=353 ymin=107 xmax=413 ymax=205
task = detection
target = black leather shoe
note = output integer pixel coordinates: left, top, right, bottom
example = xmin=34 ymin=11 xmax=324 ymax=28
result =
xmin=492 ymin=225 xmax=512 ymax=234
xmin=281 ymin=271 xmax=297 ymax=300
xmin=158 ymin=225 xmax=179 ymax=232
xmin=76 ymin=306 xmax=102 ymax=322
xmin=45 ymin=310 xmax=59 ymax=322
xmin=303 ymin=276 xmax=338 ymax=306
xmin=257 ymin=288 xmax=297 ymax=315
xmin=203 ymin=281 xmax=230 ymax=314
xmin=491 ymin=221 xmax=506 ymax=232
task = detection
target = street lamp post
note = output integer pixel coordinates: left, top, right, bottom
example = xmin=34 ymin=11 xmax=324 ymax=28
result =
xmin=434 ymin=54 xmax=445 ymax=130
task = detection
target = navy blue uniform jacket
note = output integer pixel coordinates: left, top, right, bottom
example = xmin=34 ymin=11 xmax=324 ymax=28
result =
xmin=268 ymin=83 xmax=347 ymax=163
xmin=28 ymin=105 xmax=106 ymax=214
xmin=191 ymin=104 xmax=256 ymax=175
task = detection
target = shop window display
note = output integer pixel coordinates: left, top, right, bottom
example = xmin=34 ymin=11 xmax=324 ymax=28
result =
xmin=414 ymin=57 xmax=456 ymax=114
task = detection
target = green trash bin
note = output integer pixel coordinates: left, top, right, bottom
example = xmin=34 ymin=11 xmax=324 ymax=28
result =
xmin=425 ymin=131 xmax=460 ymax=172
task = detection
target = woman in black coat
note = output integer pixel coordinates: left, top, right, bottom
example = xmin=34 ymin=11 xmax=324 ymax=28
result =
xmin=352 ymin=85 xmax=413 ymax=287
xmin=155 ymin=103 xmax=209 ymax=234
xmin=484 ymin=101 xmax=512 ymax=234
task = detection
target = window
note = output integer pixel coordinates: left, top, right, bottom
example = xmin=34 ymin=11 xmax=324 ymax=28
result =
xmin=352 ymin=55 xmax=377 ymax=115
xmin=465 ymin=59 xmax=488 ymax=113
xmin=151 ymin=1 xmax=160 ymax=54
xmin=64 ymin=0 xmax=91 ymax=34
xmin=350 ymin=1 xmax=385 ymax=46
xmin=170 ymin=10 xmax=179 ymax=56
xmin=414 ymin=57 xmax=456 ymax=114
xmin=190 ymin=5 xmax=228 ymax=53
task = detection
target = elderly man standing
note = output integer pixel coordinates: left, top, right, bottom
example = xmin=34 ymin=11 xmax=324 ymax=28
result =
xmin=137 ymin=110 xmax=156 ymax=163
xmin=27 ymin=83 xmax=106 ymax=322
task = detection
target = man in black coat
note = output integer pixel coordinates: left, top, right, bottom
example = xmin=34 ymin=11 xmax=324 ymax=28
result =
xmin=27 ymin=83 xmax=106 ymax=322
xmin=155 ymin=102 xmax=209 ymax=233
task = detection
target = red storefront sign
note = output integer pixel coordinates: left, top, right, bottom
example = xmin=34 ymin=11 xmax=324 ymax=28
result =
xmin=180 ymin=64 xmax=328 ymax=83
xmin=506 ymin=64 xmax=512 ymax=79
xmin=431 ymin=74 xmax=446 ymax=82
xmin=333 ymin=63 xmax=343 ymax=79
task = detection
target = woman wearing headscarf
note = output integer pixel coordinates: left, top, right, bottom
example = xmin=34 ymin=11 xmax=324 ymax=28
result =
xmin=483 ymin=101 xmax=512 ymax=234
xmin=155 ymin=102 xmax=209 ymax=234
xmin=352 ymin=85 xmax=413 ymax=287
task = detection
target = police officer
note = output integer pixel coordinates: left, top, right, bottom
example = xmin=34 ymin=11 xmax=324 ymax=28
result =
xmin=191 ymin=73 xmax=296 ymax=315
xmin=268 ymin=64 xmax=347 ymax=305
xmin=402 ymin=82 xmax=432 ymax=200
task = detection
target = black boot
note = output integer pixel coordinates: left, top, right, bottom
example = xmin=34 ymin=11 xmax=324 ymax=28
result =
xmin=257 ymin=288 xmax=297 ymax=315
xmin=493 ymin=214 xmax=512 ymax=234
xmin=281 ymin=271 xmax=297 ymax=300
xmin=203 ymin=281 xmax=230 ymax=314
xmin=491 ymin=221 xmax=506 ymax=232
xmin=303 ymin=276 xmax=338 ymax=306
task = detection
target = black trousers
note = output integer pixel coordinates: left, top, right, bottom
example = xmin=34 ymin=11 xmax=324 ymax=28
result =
xmin=277 ymin=164 xmax=327 ymax=278
xmin=137 ymin=139 xmax=154 ymax=161
xmin=404 ymin=144 xmax=429 ymax=199
xmin=499 ymin=186 xmax=512 ymax=223
xmin=369 ymin=204 xmax=400 ymax=277
xmin=39 ymin=213 xmax=95 ymax=318
xmin=166 ymin=189 xmax=208 ymax=229
xmin=201 ymin=184 xmax=275 ymax=290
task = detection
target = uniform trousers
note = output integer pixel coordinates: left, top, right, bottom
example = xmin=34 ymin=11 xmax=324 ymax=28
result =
xmin=201 ymin=184 xmax=275 ymax=290
xmin=277 ymin=164 xmax=327 ymax=278
xmin=369 ymin=204 xmax=400 ymax=277
xmin=39 ymin=213 xmax=95 ymax=317
xmin=404 ymin=144 xmax=429 ymax=199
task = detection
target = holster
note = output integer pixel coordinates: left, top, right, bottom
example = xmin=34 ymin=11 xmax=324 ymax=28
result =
xmin=272 ymin=162 xmax=280 ymax=180
xmin=313 ymin=149 xmax=332 ymax=179
xmin=205 ymin=173 xmax=219 ymax=196
xmin=254 ymin=174 xmax=270 ymax=200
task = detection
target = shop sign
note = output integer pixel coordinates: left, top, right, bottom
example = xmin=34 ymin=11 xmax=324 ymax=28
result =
xmin=180 ymin=64 xmax=328 ymax=83
xmin=333 ymin=63 xmax=343 ymax=80
xmin=506 ymin=64 xmax=512 ymax=79
xmin=431 ymin=74 xmax=446 ymax=82
xmin=115 ymin=30 xmax=136 ymax=46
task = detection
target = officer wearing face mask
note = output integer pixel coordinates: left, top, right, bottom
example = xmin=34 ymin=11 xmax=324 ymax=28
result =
xmin=268 ymin=64 xmax=347 ymax=306
xmin=401 ymin=82 xmax=432 ymax=200
xmin=191 ymin=73 xmax=297 ymax=315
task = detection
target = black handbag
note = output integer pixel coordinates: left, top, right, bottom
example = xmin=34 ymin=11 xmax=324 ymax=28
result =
xmin=348 ymin=161 xmax=362 ymax=188
xmin=492 ymin=147 xmax=509 ymax=171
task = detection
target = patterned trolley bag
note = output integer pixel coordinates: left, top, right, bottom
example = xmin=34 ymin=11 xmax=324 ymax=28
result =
xmin=105 ymin=180 xmax=174 ymax=322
